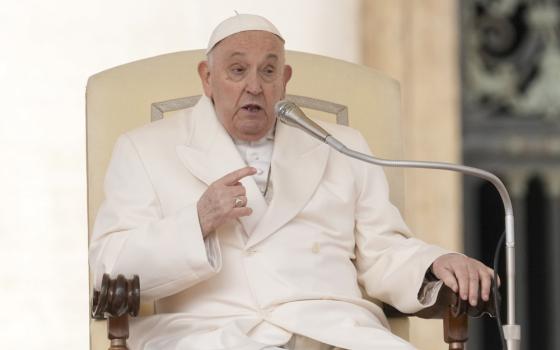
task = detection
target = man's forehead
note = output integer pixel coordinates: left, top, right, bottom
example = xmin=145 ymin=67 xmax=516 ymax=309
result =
xmin=227 ymin=51 xmax=280 ymax=61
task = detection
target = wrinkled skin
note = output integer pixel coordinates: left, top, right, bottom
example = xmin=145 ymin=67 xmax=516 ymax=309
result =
xmin=196 ymin=31 xmax=291 ymax=236
xmin=431 ymin=253 xmax=497 ymax=306
xmin=198 ymin=30 xmax=292 ymax=142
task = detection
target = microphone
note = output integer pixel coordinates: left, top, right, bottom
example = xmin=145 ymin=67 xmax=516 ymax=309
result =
xmin=275 ymin=100 xmax=331 ymax=142
xmin=274 ymin=100 xmax=347 ymax=151
xmin=274 ymin=99 xmax=520 ymax=350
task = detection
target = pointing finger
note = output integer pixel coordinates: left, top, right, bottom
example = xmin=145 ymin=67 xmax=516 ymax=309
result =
xmin=220 ymin=167 xmax=257 ymax=186
xmin=224 ymin=185 xmax=246 ymax=197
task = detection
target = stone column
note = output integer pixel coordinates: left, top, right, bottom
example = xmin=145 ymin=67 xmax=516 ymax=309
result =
xmin=361 ymin=0 xmax=461 ymax=250
xmin=362 ymin=1 xmax=460 ymax=349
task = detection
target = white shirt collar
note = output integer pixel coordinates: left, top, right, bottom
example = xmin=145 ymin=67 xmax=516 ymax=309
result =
xmin=232 ymin=124 xmax=275 ymax=146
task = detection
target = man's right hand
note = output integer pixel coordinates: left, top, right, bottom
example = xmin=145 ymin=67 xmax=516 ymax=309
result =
xmin=197 ymin=166 xmax=257 ymax=237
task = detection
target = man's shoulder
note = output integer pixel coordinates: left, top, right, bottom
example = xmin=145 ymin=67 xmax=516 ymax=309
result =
xmin=316 ymin=119 xmax=366 ymax=148
xmin=318 ymin=120 xmax=361 ymax=136
xmin=124 ymin=108 xmax=194 ymax=146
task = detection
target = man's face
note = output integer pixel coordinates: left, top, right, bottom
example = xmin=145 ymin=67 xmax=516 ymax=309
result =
xmin=198 ymin=31 xmax=292 ymax=141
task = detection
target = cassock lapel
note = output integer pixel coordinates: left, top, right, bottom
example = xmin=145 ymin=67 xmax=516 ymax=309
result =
xmin=175 ymin=96 xmax=268 ymax=236
xmin=246 ymin=119 xmax=330 ymax=248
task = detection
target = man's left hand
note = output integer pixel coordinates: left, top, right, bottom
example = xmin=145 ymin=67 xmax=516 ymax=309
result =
xmin=431 ymin=253 xmax=497 ymax=306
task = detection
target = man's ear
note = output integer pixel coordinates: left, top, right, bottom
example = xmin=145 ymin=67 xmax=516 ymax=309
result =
xmin=198 ymin=61 xmax=212 ymax=98
xmin=283 ymin=64 xmax=293 ymax=86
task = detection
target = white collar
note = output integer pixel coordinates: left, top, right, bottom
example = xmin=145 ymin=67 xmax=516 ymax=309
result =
xmin=232 ymin=124 xmax=275 ymax=146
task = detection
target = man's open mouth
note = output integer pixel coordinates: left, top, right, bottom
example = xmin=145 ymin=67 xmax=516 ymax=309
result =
xmin=242 ymin=104 xmax=262 ymax=113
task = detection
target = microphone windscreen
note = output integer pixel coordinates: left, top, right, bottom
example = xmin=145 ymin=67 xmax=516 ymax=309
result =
xmin=274 ymin=100 xmax=330 ymax=141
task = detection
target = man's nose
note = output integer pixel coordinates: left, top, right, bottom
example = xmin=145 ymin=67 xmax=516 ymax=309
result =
xmin=245 ymin=70 xmax=263 ymax=95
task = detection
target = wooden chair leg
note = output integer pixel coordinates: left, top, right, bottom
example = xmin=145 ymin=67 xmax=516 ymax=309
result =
xmin=108 ymin=314 xmax=130 ymax=350
xmin=92 ymin=274 xmax=140 ymax=350
xmin=443 ymin=303 xmax=469 ymax=350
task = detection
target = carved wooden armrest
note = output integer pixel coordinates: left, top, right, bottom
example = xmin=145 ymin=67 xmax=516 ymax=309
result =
xmin=91 ymin=274 xmax=497 ymax=350
xmin=91 ymin=274 xmax=140 ymax=350
xmin=384 ymin=285 xmax=497 ymax=350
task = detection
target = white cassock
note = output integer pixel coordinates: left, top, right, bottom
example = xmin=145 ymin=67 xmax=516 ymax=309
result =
xmin=89 ymin=95 xmax=451 ymax=350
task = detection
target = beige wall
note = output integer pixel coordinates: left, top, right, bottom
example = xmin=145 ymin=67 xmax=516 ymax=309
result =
xmin=362 ymin=1 xmax=462 ymax=349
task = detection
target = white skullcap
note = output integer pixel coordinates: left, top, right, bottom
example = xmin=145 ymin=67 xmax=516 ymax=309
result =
xmin=206 ymin=14 xmax=284 ymax=54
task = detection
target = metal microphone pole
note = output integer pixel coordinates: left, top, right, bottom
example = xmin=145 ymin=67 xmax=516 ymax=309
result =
xmin=323 ymin=136 xmax=521 ymax=350
xmin=275 ymin=99 xmax=521 ymax=348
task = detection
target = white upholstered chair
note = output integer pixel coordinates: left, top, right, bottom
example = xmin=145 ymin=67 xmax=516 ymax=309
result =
xmin=87 ymin=50 xmax=416 ymax=349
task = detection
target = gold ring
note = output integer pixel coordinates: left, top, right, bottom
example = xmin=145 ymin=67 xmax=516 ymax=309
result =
xmin=234 ymin=197 xmax=244 ymax=208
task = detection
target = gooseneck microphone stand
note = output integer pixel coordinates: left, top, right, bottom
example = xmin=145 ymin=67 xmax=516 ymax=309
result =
xmin=275 ymin=100 xmax=521 ymax=350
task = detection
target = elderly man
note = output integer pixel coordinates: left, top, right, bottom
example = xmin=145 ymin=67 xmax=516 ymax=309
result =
xmin=89 ymin=14 xmax=495 ymax=350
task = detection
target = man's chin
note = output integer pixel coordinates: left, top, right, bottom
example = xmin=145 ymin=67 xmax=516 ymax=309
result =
xmin=234 ymin=126 xmax=271 ymax=141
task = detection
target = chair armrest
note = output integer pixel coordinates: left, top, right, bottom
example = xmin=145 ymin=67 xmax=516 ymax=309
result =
xmin=91 ymin=276 xmax=497 ymax=350
xmin=383 ymin=284 xmax=497 ymax=319
xmin=91 ymin=274 xmax=140 ymax=350
xmin=383 ymin=285 xmax=497 ymax=349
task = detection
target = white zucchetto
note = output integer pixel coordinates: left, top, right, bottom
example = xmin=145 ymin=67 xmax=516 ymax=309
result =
xmin=206 ymin=14 xmax=284 ymax=54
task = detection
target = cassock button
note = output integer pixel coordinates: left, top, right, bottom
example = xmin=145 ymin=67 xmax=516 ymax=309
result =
xmin=244 ymin=249 xmax=258 ymax=257
xmin=312 ymin=242 xmax=320 ymax=254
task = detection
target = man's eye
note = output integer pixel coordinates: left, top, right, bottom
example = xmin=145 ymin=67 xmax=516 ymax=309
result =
xmin=231 ymin=66 xmax=245 ymax=74
xmin=263 ymin=66 xmax=276 ymax=75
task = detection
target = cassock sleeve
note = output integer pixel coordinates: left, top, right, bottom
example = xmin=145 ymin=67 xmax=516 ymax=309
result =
xmin=351 ymin=132 xmax=451 ymax=314
xmin=89 ymin=134 xmax=222 ymax=301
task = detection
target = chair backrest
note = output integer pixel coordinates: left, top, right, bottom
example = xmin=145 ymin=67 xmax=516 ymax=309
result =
xmin=86 ymin=50 xmax=408 ymax=349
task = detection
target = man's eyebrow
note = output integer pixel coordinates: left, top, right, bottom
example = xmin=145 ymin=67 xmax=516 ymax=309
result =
xmin=229 ymin=52 xmax=246 ymax=59
xmin=226 ymin=52 xmax=280 ymax=61
xmin=265 ymin=54 xmax=279 ymax=61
